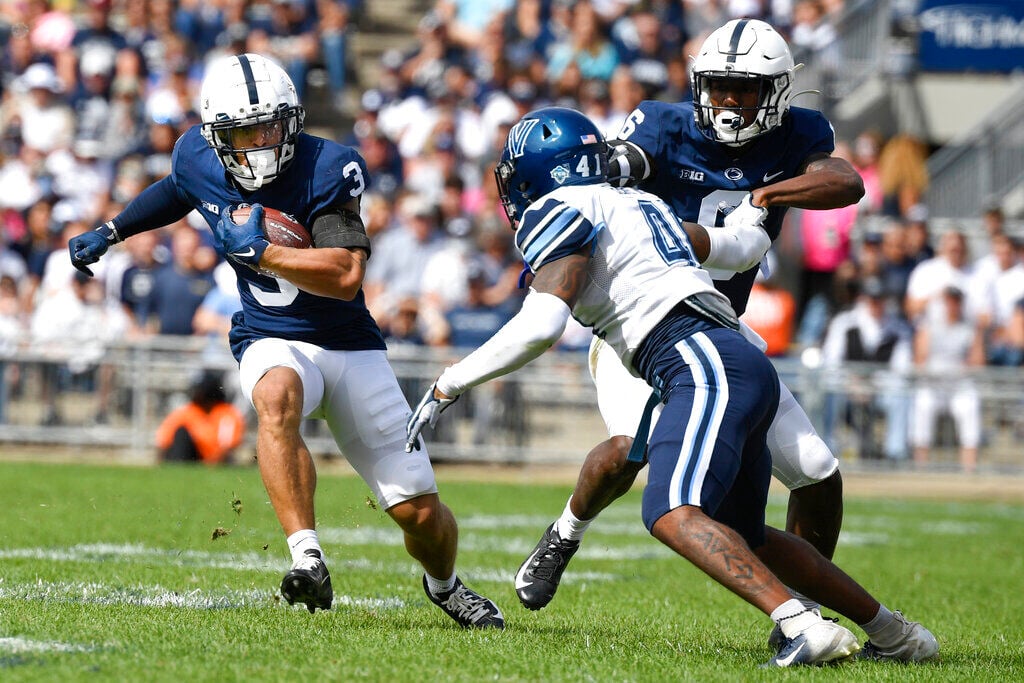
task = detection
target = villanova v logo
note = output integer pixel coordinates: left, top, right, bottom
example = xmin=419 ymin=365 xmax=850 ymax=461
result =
xmin=506 ymin=119 xmax=539 ymax=158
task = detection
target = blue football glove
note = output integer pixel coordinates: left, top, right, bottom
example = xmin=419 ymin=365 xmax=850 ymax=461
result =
xmin=405 ymin=383 xmax=460 ymax=452
xmin=214 ymin=204 xmax=270 ymax=269
xmin=69 ymin=223 xmax=119 ymax=276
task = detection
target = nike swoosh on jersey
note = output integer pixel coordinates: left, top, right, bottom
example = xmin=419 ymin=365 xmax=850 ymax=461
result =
xmin=233 ymin=248 xmax=256 ymax=258
xmin=762 ymin=170 xmax=784 ymax=182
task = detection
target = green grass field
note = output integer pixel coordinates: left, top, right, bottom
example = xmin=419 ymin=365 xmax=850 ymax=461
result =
xmin=1 ymin=460 xmax=1023 ymax=682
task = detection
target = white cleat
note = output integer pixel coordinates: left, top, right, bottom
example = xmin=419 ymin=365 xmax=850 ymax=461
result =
xmin=857 ymin=611 xmax=940 ymax=662
xmin=763 ymin=616 xmax=860 ymax=668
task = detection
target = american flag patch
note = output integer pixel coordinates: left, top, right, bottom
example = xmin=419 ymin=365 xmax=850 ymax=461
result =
xmin=580 ymin=134 xmax=598 ymax=144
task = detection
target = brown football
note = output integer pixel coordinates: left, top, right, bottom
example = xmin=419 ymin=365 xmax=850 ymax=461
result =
xmin=231 ymin=205 xmax=311 ymax=249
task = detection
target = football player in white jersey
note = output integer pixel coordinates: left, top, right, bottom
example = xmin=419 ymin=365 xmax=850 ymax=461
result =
xmin=519 ymin=18 xmax=862 ymax=647
xmin=405 ymin=107 xmax=937 ymax=667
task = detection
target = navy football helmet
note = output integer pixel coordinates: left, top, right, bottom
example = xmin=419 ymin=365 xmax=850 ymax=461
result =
xmin=495 ymin=107 xmax=608 ymax=226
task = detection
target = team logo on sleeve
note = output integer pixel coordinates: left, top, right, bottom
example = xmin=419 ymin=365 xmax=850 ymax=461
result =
xmin=506 ymin=118 xmax=539 ymax=159
xmin=550 ymin=164 xmax=570 ymax=184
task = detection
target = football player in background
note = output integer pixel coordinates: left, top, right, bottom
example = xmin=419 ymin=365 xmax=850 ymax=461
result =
xmin=406 ymin=108 xmax=937 ymax=667
xmin=68 ymin=53 xmax=503 ymax=629
xmin=516 ymin=18 xmax=904 ymax=655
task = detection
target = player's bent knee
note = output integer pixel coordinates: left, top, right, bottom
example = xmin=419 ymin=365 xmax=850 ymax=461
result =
xmin=796 ymin=433 xmax=840 ymax=485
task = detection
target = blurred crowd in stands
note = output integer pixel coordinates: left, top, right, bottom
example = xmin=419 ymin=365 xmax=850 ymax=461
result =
xmin=1 ymin=0 xmax=1022 ymax=468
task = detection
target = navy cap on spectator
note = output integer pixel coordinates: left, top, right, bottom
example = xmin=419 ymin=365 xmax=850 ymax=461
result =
xmin=863 ymin=232 xmax=883 ymax=246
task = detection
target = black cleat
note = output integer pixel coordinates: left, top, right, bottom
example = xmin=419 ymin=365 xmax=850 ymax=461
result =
xmin=423 ymin=575 xmax=504 ymax=629
xmin=281 ymin=549 xmax=333 ymax=613
xmin=515 ymin=524 xmax=580 ymax=610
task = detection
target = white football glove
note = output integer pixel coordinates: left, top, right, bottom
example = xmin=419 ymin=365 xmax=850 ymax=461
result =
xmin=405 ymin=383 xmax=459 ymax=453
xmin=723 ymin=194 xmax=768 ymax=228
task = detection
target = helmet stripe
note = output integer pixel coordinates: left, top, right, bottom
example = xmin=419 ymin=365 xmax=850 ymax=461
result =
xmin=236 ymin=54 xmax=259 ymax=105
xmin=726 ymin=19 xmax=749 ymax=64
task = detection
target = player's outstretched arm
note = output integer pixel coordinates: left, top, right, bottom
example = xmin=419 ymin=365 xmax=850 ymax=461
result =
xmin=69 ymin=175 xmax=193 ymax=276
xmin=752 ymin=153 xmax=864 ymax=210
xmin=404 ymin=251 xmax=588 ymax=452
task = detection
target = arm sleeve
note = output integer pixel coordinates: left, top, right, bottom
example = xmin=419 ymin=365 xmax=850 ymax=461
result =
xmin=702 ymin=222 xmax=771 ymax=272
xmin=110 ymin=176 xmax=194 ymax=239
xmin=435 ymin=290 xmax=571 ymax=396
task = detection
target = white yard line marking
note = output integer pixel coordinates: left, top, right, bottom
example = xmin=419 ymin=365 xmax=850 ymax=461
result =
xmin=0 ymin=637 xmax=94 ymax=654
xmin=0 ymin=580 xmax=409 ymax=611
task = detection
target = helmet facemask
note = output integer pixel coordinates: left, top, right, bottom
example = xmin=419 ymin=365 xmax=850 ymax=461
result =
xmin=690 ymin=19 xmax=796 ymax=147
xmin=694 ymin=70 xmax=791 ymax=146
xmin=200 ymin=54 xmax=305 ymax=191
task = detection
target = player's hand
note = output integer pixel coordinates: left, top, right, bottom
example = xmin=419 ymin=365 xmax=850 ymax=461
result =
xmin=69 ymin=224 xmax=118 ymax=276
xmin=214 ymin=203 xmax=270 ymax=268
xmin=724 ymin=194 xmax=768 ymax=228
xmin=405 ymin=383 xmax=459 ymax=452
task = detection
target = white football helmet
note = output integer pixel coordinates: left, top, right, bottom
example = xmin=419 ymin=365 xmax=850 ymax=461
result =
xmin=691 ymin=19 xmax=796 ymax=146
xmin=200 ymin=53 xmax=305 ymax=190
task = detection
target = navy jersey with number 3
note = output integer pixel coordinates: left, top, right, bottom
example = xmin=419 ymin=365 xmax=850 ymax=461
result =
xmin=616 ymin=100 xmax=834 ymax=315
xmin=168 ymin=126 xmax=385 ymax=360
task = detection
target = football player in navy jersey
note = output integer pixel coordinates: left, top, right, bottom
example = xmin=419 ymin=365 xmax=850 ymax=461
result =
xmin=406 ymin=108 xmax=937 ymax=666
xmin=518 ymin=18 xmax=868 ymax=644
xmin=68 ymin=53 xmax=503 ymax=629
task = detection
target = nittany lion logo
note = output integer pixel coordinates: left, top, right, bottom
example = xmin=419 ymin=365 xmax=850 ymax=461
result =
xmin=506 ymin=118 xmax=539 ymax=159
xmin=550 ymin=164 xmax=570 ymax=184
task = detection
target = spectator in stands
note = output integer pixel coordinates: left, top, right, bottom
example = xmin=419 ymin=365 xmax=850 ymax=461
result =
xmin=318 ymin=0 xmax=353 ymax=112
xmin=796 ymin=140 xmax=859 ymax=344
xmin=911 ymin=285 xmax=985 ymax=473
xmin=148 ymin=222 xmax=216 ymax=336
xmin=877 ymin=133 xmax=929 ymax=219
xmin=852 ymin=130 xmax=884 ymax=214
xmin=821 ymin=276 xmax=913 ymax=461
xmin=60 ymin=0 xmax=127 ymax=93
xmin=546 ymin=1 xmax=619 ymax=84
xmin=971 ymin=234 xmax=1024 ymax=366
xmin=616 ymin=11 xmax=673 ymax=99
xmin=382 ymin=295 xmax=427 ymax=348
xmin=30 ymin=269 xmax=128 ymax=425
xmin=790 ymin=0 xmax=839 ymax=68
xmin=902 ymin=204 xmax=934 ymax=266
xmin=905 ymin=229 xmax=973 ymax=323
xmin=363 ymin=194 xmax=446 ymax=330
xmin=9 ymin=62 xmax=74 ymax=154
xmin=605 ymin=65 xmax=644 ymax=135
xmin=156 ymin=370 xmax=245 ymax=464
xmin=118 ymin=228 xmax=162 ymax=337
xmin=436 ymin=0 xmax=513 ymax=51
xmin=873 ymin=221 xmax=915 ymax=308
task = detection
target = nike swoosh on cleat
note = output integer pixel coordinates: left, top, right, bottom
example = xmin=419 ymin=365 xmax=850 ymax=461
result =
xmin=233 ymin=248 xmax=256 ymax=258
xmin=515 ymin=551 xmax=541 ymax=590
xmin=775 ymin=641 xmax=806 ymax=667
xmin=763 ymin=170 xmax=784 ymax=182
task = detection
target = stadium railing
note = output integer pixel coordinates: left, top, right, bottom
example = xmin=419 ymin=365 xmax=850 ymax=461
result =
xmin=1 ymin=335 xmax=1022 ymax=472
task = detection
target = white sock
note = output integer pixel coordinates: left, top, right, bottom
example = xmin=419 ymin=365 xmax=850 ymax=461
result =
xmin=788 ymin=589 xmax=820 ymax=612
xmin=771 ymin=598 xmax=821 ymax=639
xmin=424 ymin=571 xmax=456 ymax=596
xmin=553 ymin=497 xmax=591 ymax=542
xmin=286 ymin=529 xmax=322 ymax=565
xmin=859 ymin=605 xmax=899 ymax=646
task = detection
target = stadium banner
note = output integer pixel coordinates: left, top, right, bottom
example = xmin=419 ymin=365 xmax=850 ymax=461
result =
xmin=917 ymin=1 xmax=1024 ymax=72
